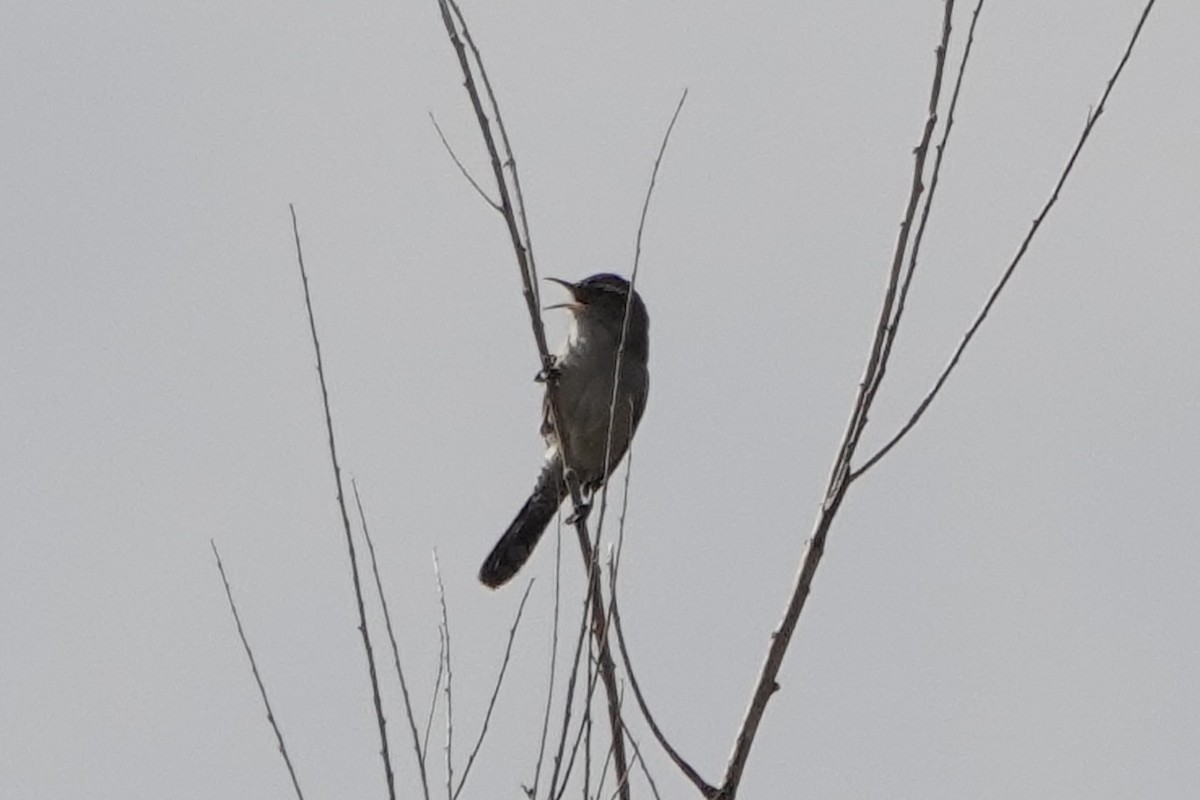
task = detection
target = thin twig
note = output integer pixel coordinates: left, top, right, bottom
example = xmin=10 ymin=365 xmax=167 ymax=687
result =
xmin=597 ymin=85 xmax=685 ymax=630
xmin=210 ymin=541 xmax=306 ymax=800
xmin=424 ymin=626 xmax=447 ymax=759
xmin=554 ymin=649 xmax=616 ymax=800
xmin=289 ymin=204 xmax=396 ymax=800
xmin=595 ymin=87 xmax=688 ymax=537
xmin=863 ymin=0 xmax=987 ymax=427
xmin=585 ymin=633 xmax=595 ymax=799
xmin=592 ymin=683 xmax=617 ymax=800
xmin=558 ymin=566 xmax=635 ymax=800
xmin=453 ymin=579 xmax=535 ymax=800
xmin=830 ymin=0 xmax=958 ymax=501
xmin=618 ymin=718 xmax=662 ymax=800
xmin=553 ymin=668 xmax=606 ymax=800
xmin=352 ymin=481 xmax=432 ymax=800
xmin=586 ymin=87 xmax=688 ymax=799
xmin=609 ymin=559 xmax=717 ymax=798
xmin=547 ymin=586 xmax=599 ymax=799
xmin=851 ymin=0 xmax=1158 ymax=480
xmin=445 ymin=0 xmax=542 ymax=312
xmin=529 ymin=524 xmax=563 ymax=798
xmin=429 ymin=112 xmax=501 ymax=210
xmin=433 ymin=551 xmax=454 ymax=800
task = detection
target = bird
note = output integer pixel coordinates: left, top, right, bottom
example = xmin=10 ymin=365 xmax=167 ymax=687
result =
xmin=479 ymin=273 xmax=650 ymax=588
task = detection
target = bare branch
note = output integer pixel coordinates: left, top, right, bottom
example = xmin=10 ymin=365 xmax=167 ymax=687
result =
xmin=288 ymin=204 xmax=396 ymax=800
xmin=852 ymin=0 xmax=1158 ymax=480
xmin=211 ymin=541 xmax=306 ymax=800
xmin=352 ymin=481 xmax=432 ymax=800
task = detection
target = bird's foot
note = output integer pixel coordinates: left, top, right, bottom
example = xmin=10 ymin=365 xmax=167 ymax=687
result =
xmin=564 ymin=500 xmax=592 ymax=526
xmin=534 ymin=358 xmax=561 ymax=383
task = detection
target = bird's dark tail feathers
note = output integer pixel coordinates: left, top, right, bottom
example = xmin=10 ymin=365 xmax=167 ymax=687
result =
xmin=479 ymin=460 xmax=565 ymax=588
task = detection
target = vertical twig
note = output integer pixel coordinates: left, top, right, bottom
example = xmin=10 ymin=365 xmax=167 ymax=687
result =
xmin=424 ymin=627 xmax=447 ymax=759
xmin=594 ymin=88 xmax=688 ymax=538
xmin=529 ymin=525 xmax=564 ymax=797
xmin=547 ymin=587 xmax=599 ymax=798
xmin=433 ymin=551 xmax=454 ymax=800
xmin=862 ymin=0 xmax=988 ymax=423
xmin=352 ymin=481 xmax=432 ymax=800
xmin=831 ymin=0 xmax=958 ymax=496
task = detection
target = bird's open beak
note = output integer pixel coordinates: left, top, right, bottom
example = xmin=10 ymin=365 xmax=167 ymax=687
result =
xmin=543 ymin=276 xmax=581 ymax=311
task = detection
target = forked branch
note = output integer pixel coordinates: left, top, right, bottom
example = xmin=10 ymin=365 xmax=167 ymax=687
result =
xmin=717 ymin=0 xmax=1157 ymax=797
xmin=852 ymin=0 xmax=1158 ymax=480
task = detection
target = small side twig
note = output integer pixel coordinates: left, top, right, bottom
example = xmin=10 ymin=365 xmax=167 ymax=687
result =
xmin=452 ymin=580 xmax=535 ymax=800
xmin=430 ymin=112 xmax=501 ymax=210
xmin=445 ymin=0 xmax=541 ymax=312
xmin=211 ymin=541 xmax=306 ymax=800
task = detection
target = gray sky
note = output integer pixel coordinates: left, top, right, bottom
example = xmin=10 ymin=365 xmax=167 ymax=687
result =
xmin=3 ymin=1 xmax=1198 ymax=798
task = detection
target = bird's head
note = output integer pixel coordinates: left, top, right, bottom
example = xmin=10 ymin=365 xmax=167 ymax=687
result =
xmin=544 ymin=273 xmax=649 ymax=360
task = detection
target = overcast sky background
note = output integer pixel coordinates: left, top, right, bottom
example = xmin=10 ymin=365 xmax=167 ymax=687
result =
xmin=3 ymin=1 xmax=1198 ymax=797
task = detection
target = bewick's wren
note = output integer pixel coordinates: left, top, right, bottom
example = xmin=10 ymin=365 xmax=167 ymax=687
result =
xmin=479 ymin=273 xmax=650 ymax=588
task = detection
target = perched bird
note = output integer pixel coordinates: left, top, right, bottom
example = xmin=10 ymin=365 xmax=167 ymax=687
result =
xmin=479 ymin=273 xmax=650 ymax=588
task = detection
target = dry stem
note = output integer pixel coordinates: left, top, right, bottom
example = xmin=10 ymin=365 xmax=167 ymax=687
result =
xmin=289 ymin=204 xmax=396 ymax=800
xmin=211 ymin=541 xmax=306 ymax=800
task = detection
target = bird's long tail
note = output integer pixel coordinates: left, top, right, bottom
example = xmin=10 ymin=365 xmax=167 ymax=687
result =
xmin=479 ymin=458 xmax=566 ymax=588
